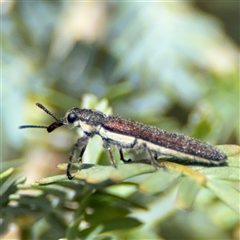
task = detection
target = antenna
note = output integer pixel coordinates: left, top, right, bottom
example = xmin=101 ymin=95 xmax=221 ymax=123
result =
xmin=35 ymin=102 xmax=59 ymax=122
xmin=19 ymin=103 xmax=63 ymax=132
xmin=19 ymin=125 xmax=48 ymax=129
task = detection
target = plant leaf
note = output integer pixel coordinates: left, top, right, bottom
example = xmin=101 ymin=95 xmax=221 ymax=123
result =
xmin=206 ymin=179 xmax=240 ymax=213
xmin=176 ymin=177 xmax=201 ymax=210
xmin=139 ymin=169 xmax=181 ymax=194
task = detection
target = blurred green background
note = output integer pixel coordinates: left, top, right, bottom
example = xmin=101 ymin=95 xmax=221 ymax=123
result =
xmin=1 ymin=1 xmax=239 ymax=239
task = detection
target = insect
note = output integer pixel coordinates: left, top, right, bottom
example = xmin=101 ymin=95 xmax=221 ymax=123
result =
xmin=19 ymin=103 xmax=227 ymax=179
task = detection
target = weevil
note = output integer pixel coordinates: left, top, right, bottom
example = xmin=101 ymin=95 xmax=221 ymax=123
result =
xmin=19 ymin=103 xmax=227 ymax=179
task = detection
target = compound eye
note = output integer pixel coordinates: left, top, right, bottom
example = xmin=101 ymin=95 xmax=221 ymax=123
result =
xmin=67 ymin=112 xmax=77 ymax=124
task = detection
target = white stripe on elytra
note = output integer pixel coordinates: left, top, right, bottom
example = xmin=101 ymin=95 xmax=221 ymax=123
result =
xmin=98 ymin=127 xmax=221 ymax=164
xmin=98 ymin=127 xmax=135 ymax=147
xmin=136 ymin=139 xmax=219 ymax=164
xmin=75 ymin=121 xmax=221 ymax=165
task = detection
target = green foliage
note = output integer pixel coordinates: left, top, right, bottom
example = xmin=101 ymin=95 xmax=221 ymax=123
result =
xmin=1 ymin=144 xmax=240 ymax=239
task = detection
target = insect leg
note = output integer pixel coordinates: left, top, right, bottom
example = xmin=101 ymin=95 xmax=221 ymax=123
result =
xmin=107 ymin=147 xmax=117 ymax=168
xmin=102 ymin=140 xmax=117 ymax=168
xmin=78 ymin=145 xmax=87 ymax=163
xmin=67 ymin=135 xmax=89 ymax=180
xmin=146 ymin=148 xmax=160 ymax=169
xmin=119 ymin=148 xmax=132 ymax=163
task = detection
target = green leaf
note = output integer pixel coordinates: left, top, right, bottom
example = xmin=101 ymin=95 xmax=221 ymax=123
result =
xmin=66 ymin=190 xmax=93 ymax=240
xmin=18 ymin=183 xmax=75 ymax=202
xmin=217 ymin=144 xmax=240 ymax=156
xmin=198 ymin=167 xmax=240 ymax=181
xmin=206 ymin=179 xmax=240 ymax=213
xmin=33 ymin=175 xmax=69 ymax=185
xmin=102 ymin=217 xmax=142 ymax=232
xmin=0 ymin=168 xmax=15 ymax=184
xmin=139 ymin=169 xmax=181 ymax=194
xmin=45 ymin=212 xmax=67 ymax=236
xmin=218 ymin=145 xmax=240 ymax=167
xmin=176 ymin=177 xmax=201 ymax=210
xmin=58 ymin=163 xmax=156 ymax=186
xmin=162 ymin=162 xmax=207 ymax=184
xmin=1 ymin=176 xmax=26 ymax=207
